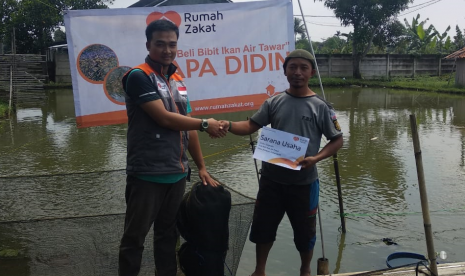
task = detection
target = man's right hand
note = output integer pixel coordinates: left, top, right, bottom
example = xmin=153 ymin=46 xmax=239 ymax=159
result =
xmin=206 ymin=118 xmax=227 ymax=138
xmin=218 ymin=120 xmax=230 ymax=132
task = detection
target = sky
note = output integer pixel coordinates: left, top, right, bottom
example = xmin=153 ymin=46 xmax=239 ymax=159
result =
xmin=109 ymin=0 xmax=465 ymax=42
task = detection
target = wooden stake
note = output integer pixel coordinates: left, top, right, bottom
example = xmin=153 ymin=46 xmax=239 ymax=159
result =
xmin=409 ymin=114 xmax=438 ymax=276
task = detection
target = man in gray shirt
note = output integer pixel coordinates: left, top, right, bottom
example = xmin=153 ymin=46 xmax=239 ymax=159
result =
xmin=221 ymin=49 xmax=343 ymax=276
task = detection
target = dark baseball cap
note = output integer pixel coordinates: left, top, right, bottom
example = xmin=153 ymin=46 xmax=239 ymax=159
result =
xmin=283 ymin=49 xmax=316 ymax=71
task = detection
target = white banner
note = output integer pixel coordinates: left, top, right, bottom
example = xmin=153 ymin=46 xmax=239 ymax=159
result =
xmin=64 ymin=0 xmax=294 ymax=127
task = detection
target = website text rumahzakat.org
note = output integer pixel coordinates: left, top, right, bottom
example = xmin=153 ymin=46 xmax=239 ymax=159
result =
xmin=194 ymin=101 xmax=254 ymax=111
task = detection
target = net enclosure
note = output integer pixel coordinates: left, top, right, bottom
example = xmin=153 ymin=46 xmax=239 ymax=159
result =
xmin=0 ymin=170 xmax=255 ymax=276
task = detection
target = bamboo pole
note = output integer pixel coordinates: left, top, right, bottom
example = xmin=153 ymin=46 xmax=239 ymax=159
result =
xmin=409 ymin=114 xmax=438 ymax=276
xmin=9 ymin=65 xmax=13 ymax=116
xmin=333 ymin=153 xmax=346 ymax=233
xmin=10 ymin=27 xmax=16 ymax=114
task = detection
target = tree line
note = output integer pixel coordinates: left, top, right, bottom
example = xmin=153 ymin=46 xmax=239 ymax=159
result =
xmin=296 ymin=0 xmax=465 ymax=78
xmin=295 ymin=16 xmax=464 ymax=56
xmin=1 ymin=0 xmax=464 ymax=79
xmin=0 ymin=0 xmax=112 ymax=54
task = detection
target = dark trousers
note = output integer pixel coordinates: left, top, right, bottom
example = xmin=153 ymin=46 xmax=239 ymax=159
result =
xmin=119 ymin=175 xmax=186 ymax=276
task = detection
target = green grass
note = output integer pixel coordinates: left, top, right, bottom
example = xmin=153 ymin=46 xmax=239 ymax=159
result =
xmin=44 ymin=81 xmax=72 ymax=89
xmin=0 ymin=101 xmax=9 ymax=118
xmin=309 ymin=75 xmax=465 ymax=94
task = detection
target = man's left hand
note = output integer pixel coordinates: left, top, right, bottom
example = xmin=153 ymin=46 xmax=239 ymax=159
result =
xmin=199 ymin=168 xmax=219 ymax=187
xmin=298 ymin=156 xmax=318 ymax=169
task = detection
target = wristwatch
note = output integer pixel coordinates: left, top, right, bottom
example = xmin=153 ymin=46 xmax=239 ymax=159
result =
xmin=199 ymin=119 xmax=209 ymax=132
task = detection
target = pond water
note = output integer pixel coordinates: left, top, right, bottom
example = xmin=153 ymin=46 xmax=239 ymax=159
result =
xmin=0 ymin=87 xmax=464 ymax=276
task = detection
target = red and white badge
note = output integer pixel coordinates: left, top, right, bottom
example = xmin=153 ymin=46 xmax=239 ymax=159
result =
xmin=156 ymin=79 xmax=168 ymax=93
xmin=176 ymin=82 xmax=187 ymax=95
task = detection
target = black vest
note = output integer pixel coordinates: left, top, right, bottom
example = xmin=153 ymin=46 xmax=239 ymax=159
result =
xmin=123 ymin=57 xmax=190 ymax=175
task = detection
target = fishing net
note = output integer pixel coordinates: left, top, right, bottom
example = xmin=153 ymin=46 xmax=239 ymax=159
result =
xmin=0 ymin=170 xmax=255 ymax=276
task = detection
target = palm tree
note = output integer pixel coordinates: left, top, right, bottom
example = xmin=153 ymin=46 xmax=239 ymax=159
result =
xmin=294 ymin=17 xmax=306 ymax=42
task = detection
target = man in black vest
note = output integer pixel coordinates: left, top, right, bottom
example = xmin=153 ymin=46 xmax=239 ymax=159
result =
xmin=118 ymin=19 xmax=226 ymax=276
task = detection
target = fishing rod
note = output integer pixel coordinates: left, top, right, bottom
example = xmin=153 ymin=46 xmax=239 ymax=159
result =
xmin=295 ymin=0 xmax=346 ymax=273
xmin=296 ymin=0 xmax=346 ymax=235
xmin=316 ymin=205 xmax=329 ymax=275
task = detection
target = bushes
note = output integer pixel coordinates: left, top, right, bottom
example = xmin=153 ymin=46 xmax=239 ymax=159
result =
xmin=0 ymin=101 xmax=9 ymax=118
xmin=309 ymin=75 xmax=465 ymax=94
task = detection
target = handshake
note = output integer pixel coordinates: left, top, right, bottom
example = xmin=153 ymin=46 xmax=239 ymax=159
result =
xmin=203 ymin=119 xmax=232 ymax=138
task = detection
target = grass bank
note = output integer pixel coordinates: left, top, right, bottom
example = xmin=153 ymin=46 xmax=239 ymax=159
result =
xmin=44 ymin=82 xmax=72 ymax=89
xmin=0 ymin=101 xmax=9 ymax=118
xmin=310 ymin=75 xmax=465 ymax=94
xmin=43 ymin=76 xmax=465 ymax=94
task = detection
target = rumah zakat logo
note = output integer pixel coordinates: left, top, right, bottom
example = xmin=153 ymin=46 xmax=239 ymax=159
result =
xmin=146 ymin=11 xmax=182 ymax=26
xmin=157 ymin=82 xmax=167 ymax=90
xmin=294 ymin=136 xmax=307 ymax=144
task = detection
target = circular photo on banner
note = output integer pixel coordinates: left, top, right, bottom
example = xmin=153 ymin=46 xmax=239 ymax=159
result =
xmin=77 ymin=44 xmax=119 ymax=84
xmin=103 ymin=66 xmax=131 ymax=105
